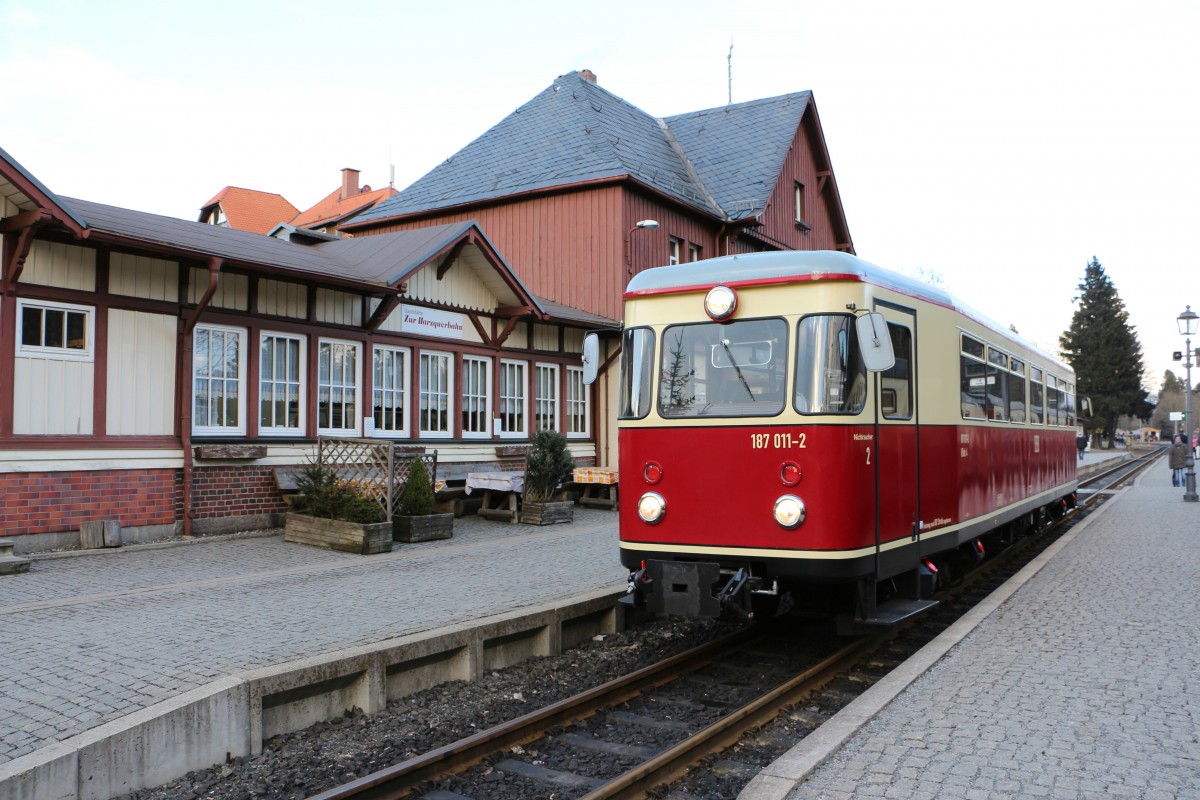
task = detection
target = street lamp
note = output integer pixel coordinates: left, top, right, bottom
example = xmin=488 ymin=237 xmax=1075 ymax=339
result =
xmin=625 ymin=219 xmax=659 ymax=274
xmin=1177 ymin=305 xmax=1198 ymax=502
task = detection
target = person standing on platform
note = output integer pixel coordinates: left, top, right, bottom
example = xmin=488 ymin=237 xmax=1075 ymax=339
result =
xmin=1076 ymin=432 xmax=1088 ymax=461
xmin=1169 ymin=434 xmax=1188 ymax=487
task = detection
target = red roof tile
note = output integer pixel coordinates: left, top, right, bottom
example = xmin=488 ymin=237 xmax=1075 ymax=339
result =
xmin=199 ymin=187 xmax=299 ymax=235
xmin=291 ymin=184 xmax=398 ymax=230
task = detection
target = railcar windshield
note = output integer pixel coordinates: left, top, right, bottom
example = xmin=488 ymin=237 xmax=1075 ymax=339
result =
xmin=618 ymin=327 xmax=656 ymax=419
xmin=656 ymin=318 xmax=788 ymax=417
xmin=794 ymin=315 xmax=867 ymax=414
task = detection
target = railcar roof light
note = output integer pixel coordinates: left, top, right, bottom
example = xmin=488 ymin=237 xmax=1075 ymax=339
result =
xmin=704 ymin=285 xmax=737 ymax=321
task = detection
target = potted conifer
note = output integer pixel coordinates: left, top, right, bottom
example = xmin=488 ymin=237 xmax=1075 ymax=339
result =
xmin=284 ymin=460 xmax=392 ymax=554
xmin=393 ymin=457 xmax=454 ymax=542
xmin=521 ymin=430 xmax=576 ymax=525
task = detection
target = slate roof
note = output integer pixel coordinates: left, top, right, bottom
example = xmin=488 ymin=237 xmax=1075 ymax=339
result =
xmin=199 ymin=187 xmax=300 ymax=235
xmin=353 ymin=72 xmax=815 ymax=226
xmin=63 ymin=196 xmax=543 ymax=316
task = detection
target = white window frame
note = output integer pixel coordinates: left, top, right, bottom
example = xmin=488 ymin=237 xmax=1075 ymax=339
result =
xmin=535 ymin=362 xmax=560 ymax=432
xmin=193 ymin=323 xmax=247 ymax=436
xmin=372 ymin=345 xmax=410 ymax=438
xmin=688 ymin=243 xmax=702 ymax=263
xmin=794 ymin=181 xmax=806 ymax=224
xmin=498 ymin=359 xmax=528 ymax=438
xmin=259 ymin=331 xmax=305 ymax=436
xmin=16 ymin=299 xmax=95 ymax=362
xmin=566 ymin=365 xmax=590 ymax=438
xmin=418 ymin=350 xmax=454 ymax=438
xmin=668 ymin=237 xmax=681 ymax=266
xmin=461 ymin=355 xmax=492 ymax=439
xmin=317 ymin=337 xmax=362 ymax=436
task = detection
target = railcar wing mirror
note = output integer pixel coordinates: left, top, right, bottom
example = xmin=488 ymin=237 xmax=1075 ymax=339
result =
xmin=1080 ymin=397 xmax=1093 ymax=417
xmin=856 ymin=312 xmax=895 ymax=372
xmin=581 ymin=332 xmax=600 ymax=385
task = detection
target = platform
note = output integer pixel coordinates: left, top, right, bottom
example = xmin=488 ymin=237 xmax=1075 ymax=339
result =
xmin=742 ymin=447 xmax=1199 ymax=799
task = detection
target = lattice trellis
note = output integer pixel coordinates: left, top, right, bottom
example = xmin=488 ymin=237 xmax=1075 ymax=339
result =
xmin=317 ymin=438 xmax=438 ymax=520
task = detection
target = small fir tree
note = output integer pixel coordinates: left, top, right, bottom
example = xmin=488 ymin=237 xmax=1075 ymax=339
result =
xmin=397 ymin=458 xmax=436 ymax=516
xmin=523 ymin=430 xmax=574 ymax=503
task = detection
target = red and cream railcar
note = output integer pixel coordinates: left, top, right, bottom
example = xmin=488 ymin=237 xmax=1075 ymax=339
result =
xmin=592 ymin=250 xmax=1078 ymax=623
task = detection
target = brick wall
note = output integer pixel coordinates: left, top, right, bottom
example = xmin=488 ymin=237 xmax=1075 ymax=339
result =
xmin=0 ymin=465 xmax=289 ymax=538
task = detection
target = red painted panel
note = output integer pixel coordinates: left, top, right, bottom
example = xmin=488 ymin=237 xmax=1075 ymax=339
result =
xmin=619 ymin=422 xmax=1077 ymax=555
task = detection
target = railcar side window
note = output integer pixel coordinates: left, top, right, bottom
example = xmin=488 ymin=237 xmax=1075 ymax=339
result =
xmin=794 ymin=315 xmax=866 ymax=415
xmin=881 ymin=324 xmax=912 ymax=419
xmin=1007 ymin=358 xmax=1027 ymax=424
xmin=1065 ymin=382 xmax=1076 ymax=427
xmin=960 ymin=335 xmax=988 ymax=420
xmin=618 ymin=327 xmax=655 ymax=420
xmin=1046 ymin=374 xmax=1062 ymax=426
xmin=1030 ymin=366 xmax=1045 ymax=424
xmin=657 ymin=318 xmax=787 ymax=418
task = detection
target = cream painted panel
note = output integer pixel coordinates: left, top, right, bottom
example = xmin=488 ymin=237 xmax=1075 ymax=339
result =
xmin=107 ymin=310 xmax=176 ymax=435
xmin=21 ymin=240 xmax=95 ymax=290
xmin=13 ymin=357 xmax=94 ymax=434
xmin=563 ymin=328 xmax=583 ymax=354
xmin=315 ymin=289 xmax=362 ymax=326
xmin=533 ymin=323 xmax=558 ymax=352
xmin=109 ymin=252 xmax=179 ymax=301
xmin=188 ymin=267 xmax=249 ymax=310
xmin=501 ymin=325 xmax=528 ymax=350
xmin=258 ymin=279 xmax=308 ymax=318
xmin=406 ymin=263 xmax=497 ymax=312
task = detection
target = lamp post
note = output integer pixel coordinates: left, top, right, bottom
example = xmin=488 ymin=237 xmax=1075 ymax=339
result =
xmin=1178 ymin=305 xmax=1198 ymax=502
xmin=625 ymin=219 xmax=659 ymax=275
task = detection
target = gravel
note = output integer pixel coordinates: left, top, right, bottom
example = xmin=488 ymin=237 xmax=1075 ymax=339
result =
xmin=130 ymin=615 xmax=745 ymax=800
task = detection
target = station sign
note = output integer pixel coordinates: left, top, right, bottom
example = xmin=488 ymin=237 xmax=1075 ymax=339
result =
xmin=400 ymin=304 xmax=466 ymax=339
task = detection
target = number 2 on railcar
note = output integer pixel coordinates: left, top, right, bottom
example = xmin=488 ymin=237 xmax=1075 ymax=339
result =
xmin=582 ymin=250 xmax=1080 ymax=626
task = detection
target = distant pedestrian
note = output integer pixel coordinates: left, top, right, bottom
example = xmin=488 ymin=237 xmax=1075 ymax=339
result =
xmin=1169 ymin=435 xmax=1188 ymax=487
xmin=1076 ymin=432 xmax=1087 ymax=461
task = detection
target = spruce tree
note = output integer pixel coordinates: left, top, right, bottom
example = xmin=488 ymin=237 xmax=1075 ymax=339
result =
xmin=1059 ymin=257 xmax=1151 ymax=447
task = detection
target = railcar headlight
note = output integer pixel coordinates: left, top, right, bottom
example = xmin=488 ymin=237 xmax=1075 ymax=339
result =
xmin=637 ymin=492 xmax=666 ymax=524
xmin=773 ymin=495 xmax=806 ymax=529
xmin=704 ymin=285 xmax=737 ymax=321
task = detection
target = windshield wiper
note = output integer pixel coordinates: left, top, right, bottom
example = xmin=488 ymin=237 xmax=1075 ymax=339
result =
xmin=721 ymin=339 xmax=755 ymax=401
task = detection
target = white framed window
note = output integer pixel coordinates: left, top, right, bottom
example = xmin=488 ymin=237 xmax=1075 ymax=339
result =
xmin=535 ymin=363 xmax=559 ymax=432
xmin=668 ymin=237 xmax=682 ymax=266
xmin=193 ymin=324 xmax=246 ymax=435
xmin=317 ymin=338 xmax=361 ymax=436
xmin=794 ymin=181 xmax=807 ymax=224
xmin=498 ymin=359 xmax=527 ymax=438
xmin=688 ymin=243 xmax=702 ymax=262
xmin=372 ymin=345 xmax=410 ymax=437
xmin=259 ymin=332 xmax=305 ymax=435
xmin=461 ymin=356 xmax=492 ymax=438
xmin=17 ymin=299 xmax=94 ymax=362
xmin=419 ymin=350 xmax=453 ymax=437
xmin=566 ymin=366 xmax=589 ymax=438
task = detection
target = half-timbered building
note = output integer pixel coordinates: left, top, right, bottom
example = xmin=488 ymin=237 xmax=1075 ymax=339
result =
xmin=0 ymin=146 xmax=612 ymax=551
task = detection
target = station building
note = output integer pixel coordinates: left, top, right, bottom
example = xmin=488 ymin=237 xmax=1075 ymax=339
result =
xmin=0 ymin=70 xmax=852 ymax=551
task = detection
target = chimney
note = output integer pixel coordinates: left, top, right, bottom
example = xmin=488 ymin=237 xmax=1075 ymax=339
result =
xmin=340 ymin=168 xmax=361 ymax=201
xmin=578 ymin=69 xmax=597 ymax=83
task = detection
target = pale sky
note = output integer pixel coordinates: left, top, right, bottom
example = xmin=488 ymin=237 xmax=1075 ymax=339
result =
xmin=3 ymin=0 xmax=1197 ymax=393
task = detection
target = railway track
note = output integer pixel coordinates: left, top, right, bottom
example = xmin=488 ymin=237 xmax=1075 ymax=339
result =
xmin=312 ymin=449 xmax=1163 ymax=800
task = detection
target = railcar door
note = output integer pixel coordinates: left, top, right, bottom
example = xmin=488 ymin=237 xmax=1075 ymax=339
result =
xmin=871 ymin=303 xmax=920 ymax=583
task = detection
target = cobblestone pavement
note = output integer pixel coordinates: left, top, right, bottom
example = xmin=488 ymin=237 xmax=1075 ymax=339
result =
xmin=0 ymin=509 xmax=626 ymax=764
xmin=776 ymin=454 xmax=1200 ymax=799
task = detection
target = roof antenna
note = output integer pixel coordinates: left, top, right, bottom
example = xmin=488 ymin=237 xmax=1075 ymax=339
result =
xmin=727 ymin=38 xmax=733 ymax=105
xmin=388 ymin=145 xmax=395 ymax=188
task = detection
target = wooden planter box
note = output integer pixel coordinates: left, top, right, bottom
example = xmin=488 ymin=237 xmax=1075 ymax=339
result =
xmin=393 ymin=513 xmax=454 ymax=542
xmin=284 ymin=513 xmax=392 ymax=555
xmin=521 ymin=500 xmax=574 ymax=526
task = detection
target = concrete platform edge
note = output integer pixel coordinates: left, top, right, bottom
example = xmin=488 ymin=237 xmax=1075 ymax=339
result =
xmin=737 ymin=484 xmax=1129 ymax=800
xmin=0 ymin=587 xmax=626 ymax=800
